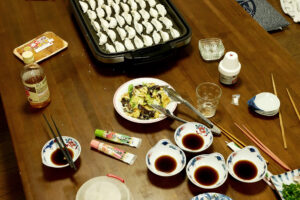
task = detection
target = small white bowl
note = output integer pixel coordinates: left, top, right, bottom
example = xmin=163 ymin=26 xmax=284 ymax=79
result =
xmin=227 ymin=146 xmax=267 ymax=183
xmin=191 ymin=193 xmax=233 ymax=200
xmin=174 ymin=122 xmax=213 ymax=153
xmin=146 ymin=139 xmax=186 ymax=177
xmin=41 ymin=136 xmax=81 ymax=168
xmin=186 ymin=153 xmax=228 ymax=189
xmin=248 ymin=92 xmax=280 ymax=116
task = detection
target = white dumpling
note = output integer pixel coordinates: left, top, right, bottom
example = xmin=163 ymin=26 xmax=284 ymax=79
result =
xmin=114 ymin=41 xmax=125 ymax=52
xmin=102 ymin=5 xmax=112 ymax=18
xmin=159 ymin=17 xmax=173 ymax=29
xmin=91 ymin=20 xmax=101 ymax=32
xmin=96 ymin=7 xmax=105 ymax=19
xmin=125 ymin=25 xmax=136 ymax=39
xmin=97 ymin=32 xmax=108 ymax=45
xmin=122 ymin=0 xmax=127 ymax=2
xmin=124 ymin=38 xmax=135 ymax=50
xmin=149 ymin=8 xmax=158 ymax=18
xmin=152 ymin=30 xmax=161 ymax=44
xmin=121 ymin=3 xmax=130 ymax=13
xmin=116 ymin=27 xmax=127 ymax=41
xmin=97 ymin=0 xmax=104 ymax=7
xmin=115 ymin=15 xmax=125 ymax=27
xmin=151 ymin=18 xmax=163 ymax=31
xmin=100 ymin=18 xmax=109 ymax=30
xmin=122 ymin=12 xmax=132 ymax=25
xmin=137 ymin=0 xmax=146 ymax=9
xmin=147 ymin=0 xmax=156 ymax=7
xmin=160 ymin=30 xmax=169 ymax=42
xmin=87 ymin=0 xmax=96 ymax=10
xmin=156 ymin=4 xmax=167 ymax=16
xmin=107 ymin=0 xmax=114 ymax=6
xmin=111 ymin=3 xmax=120 ymax=15
xmin=170 ymin=28 xmax=180 ymax=38
xmin=142 ymin=21 xmax=154 ymax=34
xmin=107 ymin=29 xmax=117 ymax=42
xmin=114 ymin=0 xmax=120 ymax=3
xmin=142 ymin=35 xmax=153 ymax=47
xmin=134 ymin=21 xmax=144 ymax=34
xmin=109 ymin=17 xmax=118 ymax=29
xmin=131 ymin=11 xmax=141 ymax=22
xmin=87 ymin=10 xmax=97 ymax=20
xmin=134 ymin=36 xmax=144 ymax=49
xmin=128 ymin=0 xmax=138 ymax=10
xmin=139 ymin=9 xmax=150 ymax=22
xmin=105 ymin=43 xmax=116 ymax=53
xmin=79 ymin=1 xmax=88 ymax=13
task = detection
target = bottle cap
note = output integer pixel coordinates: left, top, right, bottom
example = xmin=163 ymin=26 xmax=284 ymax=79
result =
xmin=218 ymin=51 xmax=241 ymax=76
xmin=22 ymin=51 xmax=34 ymax=64
xmin=90 ymin=139 xmax=100 ymax=149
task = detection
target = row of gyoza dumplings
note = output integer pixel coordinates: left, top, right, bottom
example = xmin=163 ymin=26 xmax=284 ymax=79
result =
xmin=79 ymin=0 xmax=181 ymax=53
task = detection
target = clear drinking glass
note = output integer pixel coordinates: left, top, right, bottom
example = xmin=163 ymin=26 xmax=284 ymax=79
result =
xmin=196 ymin=82 xmax=222 ymax=118
xmin=198 ymin=38 xmax=225 ymax=61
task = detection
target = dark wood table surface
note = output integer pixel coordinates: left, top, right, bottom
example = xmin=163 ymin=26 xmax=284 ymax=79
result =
xmin=0 ymin=0 xmax=299 ymax=199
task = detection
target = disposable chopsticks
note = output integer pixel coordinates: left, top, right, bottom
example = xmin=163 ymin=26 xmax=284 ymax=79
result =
xmin=234 ymin=122 xmax=291 ymax=171
xmin=271 ymin=74 xmax=287 ymax=149
xmin=286 ymin=88 xmax=300 ymax=121
xmin=42 ymin=114 xmax=77 ymax=170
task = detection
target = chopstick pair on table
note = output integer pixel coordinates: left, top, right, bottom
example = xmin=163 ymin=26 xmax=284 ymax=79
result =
xmin=42 ymin=114 xmax=77 ymax=170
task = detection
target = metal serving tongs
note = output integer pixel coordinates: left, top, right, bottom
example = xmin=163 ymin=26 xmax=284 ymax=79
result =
xmin=163 ymin=87 xmax=221 ymax=135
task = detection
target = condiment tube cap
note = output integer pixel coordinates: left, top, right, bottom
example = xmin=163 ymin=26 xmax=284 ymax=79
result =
xmin=218 ymin=51 xmax=241 ymax=76
xmin=22 ymin=51 xmax=34 ymax=64
xmin=90 ymin=139 xmax=100 ymax=149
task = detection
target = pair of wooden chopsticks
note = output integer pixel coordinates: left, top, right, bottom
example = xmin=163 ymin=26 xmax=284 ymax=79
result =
xmin=286 ymin=88 xmax=300 ymax=121
xmin=234 ymin=122 xmax=291 ymax=171
xmin=42 ymin=114 xmax=77 ymax=170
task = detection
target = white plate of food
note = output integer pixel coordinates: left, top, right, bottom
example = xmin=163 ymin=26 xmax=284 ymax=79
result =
xmin=113 ymin=77 xmax=177 ymax=124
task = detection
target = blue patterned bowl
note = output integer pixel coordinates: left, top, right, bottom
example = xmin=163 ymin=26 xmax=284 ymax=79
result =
xmin=146 ymin=139 xmax=186 ymax=177
xmin=247 ymin=92 xmax=280 ymax=116
xmin=191 ymin=192 xmax=233 ymax=200
xmin=227 ymin=146 xmax=267 ymax=183
xmin=186 ymin=153 xmax=228 ymax=189
xmin=174 ymin=122 xmax=213 ymax=153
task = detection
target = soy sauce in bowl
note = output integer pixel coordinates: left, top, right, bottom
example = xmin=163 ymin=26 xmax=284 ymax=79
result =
xmin=194 ymin=166 xmax=219 ymax=186
xmin=51 ymin=148 xmax=74 ymax=165
xmin=182 ymin=133 xmax=204 ymax=150
xmin=233 ymin=160 xmax=258 ymax=180
xmin=155 ymin=155 xmax=177 ymax=173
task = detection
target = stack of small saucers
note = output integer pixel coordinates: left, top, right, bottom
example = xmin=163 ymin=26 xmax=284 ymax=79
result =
xmin=248 ymin=92 xmax=280 ymax=116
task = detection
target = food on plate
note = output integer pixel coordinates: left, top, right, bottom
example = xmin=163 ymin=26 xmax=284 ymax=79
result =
xmin=170 ymin=27 xmax=180 ymax=38
xmin=108 ymin=17 xmax=117 ymax=29
xmin=134 ymin=36 xmax=144 ymax=49
xmin=142 ymin=35 xmax=153 ymax=47
xmin=114 ymin=41 xmax=125 ymax=52
xmin=160 ymin=30 xmax=169 ymax=42
xmin=79 ymin=1 xmax=88 ymax=13
xmin=96 ymin=7 xmax=105 ymax=18
xmin=124 ymin=38 xmax=134 ymax=50
xmin=125 ymin=25 xmax=136 ymax=39
xmin=97 ymin=32 xmax=108 ymax=45
xmin=116 ymin=27 xmax=127 ymax=41
xmin=282 ymin=183 xmax=300 ymax=200
xmin=142 ymin=21 xmax=154 ymax=34
xmin=120 ymin=83 xmax=170 ymax=120
xmin=159 ymin=16 xmax=173 ymax=29
xmin=152 ymin=30 xmax=161 ymax=44
xmin=134 ymin=21 xmax=143 ymax=35
xmin=139 ymin=9 xmax=150 ymax=21
xmin=150 ymin=7 xmax=159 ymax=18
xmin=105 ymin=43 xmax=116 ymax=53
xmin=122 ymin=12 xmax=133 ymax=25
xmin=156 ymin=4 xmax=167 ymax=16
xmin=116 ymin=14 xmax=125 ymax=27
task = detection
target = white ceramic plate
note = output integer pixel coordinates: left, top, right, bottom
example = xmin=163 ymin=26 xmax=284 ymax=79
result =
xmin=191 ymin=192 xmax=233 ymax=200
xmin=113 ymin=77 xmax=177 ymax=124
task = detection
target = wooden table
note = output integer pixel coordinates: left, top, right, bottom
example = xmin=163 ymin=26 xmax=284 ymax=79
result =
xmin=0 ymin=0 xmax=299 ymax=199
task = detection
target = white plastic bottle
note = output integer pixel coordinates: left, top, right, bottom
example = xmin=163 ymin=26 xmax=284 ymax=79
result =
xmin=218 ymin=51 xmax=241 ymax=85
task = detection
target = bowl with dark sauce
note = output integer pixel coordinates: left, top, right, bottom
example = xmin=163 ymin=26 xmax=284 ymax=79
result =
xmin=227 ymin=146 xmax=267 ymax=183
xmin=186 ymin=153 xmax=228 ymax=189
xmin=146 ymin=139 xmax=186 ymax=177
xmin=174 ymin=122 xmax=213 ymax=153
xmin=41 ymin=136 xmax=81 ymax=168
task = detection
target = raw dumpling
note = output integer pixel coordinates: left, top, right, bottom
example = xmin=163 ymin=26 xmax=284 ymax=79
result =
xmin=97 ymin=32 xmax=108 ymax=45
xmin=107 ymin=29 xmax=117 ymax=42
xmin=125 ymin=25 xmax=136 ymax=39
xmin=100 ymin=18 xmax=110 ymax=30
xmin=79 ymin=1 xmax=88 ymax=13
xmin=115 ymin=14 xmax=125 ymax=27
xmin=124 ymin=38 xmax=135 ymax=50
xmin=152 ymin=30 xmax=161 ymax=44
xmin=142 ymin=21 xmax=154 ymax=34
xmin=147 ymin=0 xmax=156 ymax=7
xmin=134 ymin=21 xmax=144 ymax=34
xmin=114 ymin=41 xmax=125 ymax=52
xmin=107 ymin=0 xmax=114 ymax=6
xmin=151 ymin=18 xmax=163 ymax=31
xmin=96 ymin=7 xmax=105 ymax=19
xmin=122 ymin=12 xmax=132 ymax=25
xmin=91 ymin=20 xmax=101 ymax=32
xmin=116 ymin=27 xmax=127 ymax=41
xmin=109 ymin=17 xmax=118 ymax=29
xmin=128 ymin=0 xmax=138 ymax=10
xmin=102 ymin=5 xmax=112 ymax=18
xmin=87 ymin=10 xmax=97 ymax=20
xmin=131 ymin=11 xmax=141 ymax=22
xmin=159 ymin=17 xmax=173 ymax=29
xmin=170 ymin=28 xmax=180 ymax=38
xmin=134 ymin=36 xmax=144 ymax=49
xmin=139 ymin=9 xmax=150 ymax=22
xmin=112 ymin=3 xmax=120 ymax=15
xmin=142 ymin=35 xmax=153 ymax=47
xmin=160 ymin=30 xmax=169 ymax=42
xmin=121 ymin=3 xmax=130 ymax=13
xmin=97 ymin=0 xmax=104 ymax=7
xmin=149 ymin=7 xmax=158 ymax=18
xmin=105 ymin=43 xmax=116 ymax=53
xmin=156 ymin=4 xmax=167 ymax=16
xmin=137 ymin=0 xmax=146 ymax=9
xmin=87 ymin=0 xmax=96 ymax=10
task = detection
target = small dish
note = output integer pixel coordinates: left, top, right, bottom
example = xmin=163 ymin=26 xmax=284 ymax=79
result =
xmin=41 ymin=136 xmax=81 ymax=168
xmin=227 ymin=146 xmax=267 ymax=183
xmin=174 ymin=122 xmax=213 ymax=153
xmin=247 ymin=92 xmax=280 ymax=116
xmin=186 ymin=153 xmax=228 ymax=189
xmin=191 ymin=192 xmax=233 ymax=200
xmin=113 ymin=77 xmax=177 ymax=124
xmin=146 ymin=139 xmax=186 ymax=177
xmin=198 ymin=38 xmax=225 ymax=61
xmin=271 ymin=168 xmax=300 ymax=200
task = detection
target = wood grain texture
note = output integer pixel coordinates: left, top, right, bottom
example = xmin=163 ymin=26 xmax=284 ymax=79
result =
xmin=0 ymin=0 xmax=299 ymax=200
